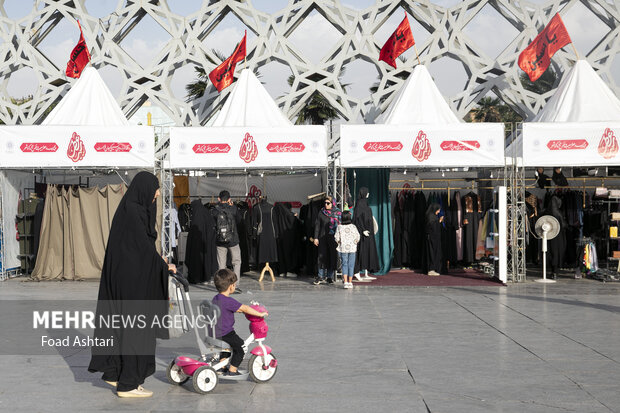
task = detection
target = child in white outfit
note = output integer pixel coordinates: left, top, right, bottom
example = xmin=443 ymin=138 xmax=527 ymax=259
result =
xmin=334 ymin=211 xmax=360 ymax=289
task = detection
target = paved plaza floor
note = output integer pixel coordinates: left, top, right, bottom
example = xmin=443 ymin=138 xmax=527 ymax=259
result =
xmin=1 ymin=272 xmax=619 ymax=413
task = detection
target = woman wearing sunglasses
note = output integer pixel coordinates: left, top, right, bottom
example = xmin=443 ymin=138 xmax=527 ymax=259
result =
xmin=313 ymin=196 xmax=341 ymax=285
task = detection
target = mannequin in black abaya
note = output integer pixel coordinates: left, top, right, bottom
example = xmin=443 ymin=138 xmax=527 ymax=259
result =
xmin=425 ymin=203 xmax=442 ymax=275
xmin=353 ymin=187 xmax=379 ymax=279
xmin=546 ymin=195 xmax=567 ymax=279
xmin=88 ymin=171 xmax=176 ymax=398
xmin=252 ymin=198 xmax=278 ymax=271
xmin=185 ymin=200 xmax=218 ymax=284
xmin=462 ymin=193 xmax=480 ymax=265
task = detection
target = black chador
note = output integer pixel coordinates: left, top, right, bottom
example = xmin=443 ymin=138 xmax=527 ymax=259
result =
xmin=353 ymin=187 xmax=379 ymax=273
xmin=462 ymin=192 xmax=480 ymax=264
xmin=411 ymin=191 xmax=427 ymax=269
xmin=274 ymin=203 xmax=301 ymax=274
xmin=546 ymin=195 xmax=567 ymax=278
xmin=88 ymin=172 xmax=168 ymax=393
xmin=185 ymin=200 xmax=218 ymax=284
xmin=425 ymin=203 xmax=442 ymax=274
xmin=392 ymin=192 xmax=403 ymax=268
xmin=252 ymin=199 xmax=278 ymax=264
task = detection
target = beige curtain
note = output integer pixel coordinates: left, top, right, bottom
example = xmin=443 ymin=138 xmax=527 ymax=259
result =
xmin=32 ymin=184 xmax=126 ymax=280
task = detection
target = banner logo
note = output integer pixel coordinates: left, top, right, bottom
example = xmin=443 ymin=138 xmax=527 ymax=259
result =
xmin=363 ymin=141 xmax=403 ymax=152
xmin=546 ymin=139 xmax=588 ymax=150
xmin=239 ymin=132 xmax=258 ymax=163
xmin=266 ymin=142 xmax=305 ymax=153
xmin=412 ymin=130 xmax=431 ymax=162
xmin=192 ymin=144 xmax=231 ymax=154
xmin=20 ymin=143 xmax=58 ymax=153
xmin=94 ymin=142 xmax=132 ymax=152
xmin=67 ymin=132 xmax=86 ymax=162
xmin=598 ymin=128 xmax=618 ymax=159
xmin=440 ymin=141 xmax=480 ymax=151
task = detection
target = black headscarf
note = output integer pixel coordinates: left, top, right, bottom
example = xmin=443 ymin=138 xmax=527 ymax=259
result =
xmin=88 ymin=171 xmax=169 ymax=392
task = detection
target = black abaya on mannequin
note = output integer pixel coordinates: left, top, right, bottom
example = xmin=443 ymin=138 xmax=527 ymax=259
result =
xmin=253 ymin=199 xmax=278 ymax=264
xmin=88 ymin=171 xmax=169 ymax=392
xmin=274 ymin=203 xmax=300 ymax=274
xmin=353 ymin=187 xmax=380 ymax=273
xmin=425 ymin=203 xmax=442 ymax=273
xmin=185 ymin=200 xmax=218 ymax=284
xmin=462 ymin=192 xmax=480 ymax=264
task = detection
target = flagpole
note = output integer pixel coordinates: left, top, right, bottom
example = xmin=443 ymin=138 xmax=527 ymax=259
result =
xmin=570 ymin=43 xmax=580 ymax=60
xmin=413 ymin=44 xmax=421 ymax=65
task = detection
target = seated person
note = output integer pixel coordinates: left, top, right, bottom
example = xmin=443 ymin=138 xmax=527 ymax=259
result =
xmin=212 ymin=269 xmax=267 ymax=375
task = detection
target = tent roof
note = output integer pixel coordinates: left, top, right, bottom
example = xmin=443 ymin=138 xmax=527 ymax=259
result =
xmin=209 ymin=69 xmax=292 ymax=127
xmin=42 ymin=66 xmax=129 ymax=126
xmin=533 ymin=60 xmax=620 ymax=122
xmin=507 ymin=60 xmax=620 ymax=159
xmin=378 ymin=65 xmax=460 ymax=125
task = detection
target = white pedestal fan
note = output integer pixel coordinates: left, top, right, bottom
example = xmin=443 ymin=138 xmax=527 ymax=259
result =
xmin=534 ymin=215 xmax=560 ymax=283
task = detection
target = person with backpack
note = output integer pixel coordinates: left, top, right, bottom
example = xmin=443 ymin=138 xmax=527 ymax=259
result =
xmin=213 ymin=190 xmax=243 ymax=292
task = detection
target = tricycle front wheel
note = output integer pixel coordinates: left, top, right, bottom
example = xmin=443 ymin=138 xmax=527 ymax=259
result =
xmin=248 ymin=353 xmax=277 ymax=383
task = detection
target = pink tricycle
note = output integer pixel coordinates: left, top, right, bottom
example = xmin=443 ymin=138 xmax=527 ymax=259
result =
xmin=165 ymin=274 xmax=277 ymax=394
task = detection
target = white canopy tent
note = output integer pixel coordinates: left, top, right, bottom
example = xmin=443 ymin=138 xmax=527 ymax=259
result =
xmin=340 ymin=65 xmax=505 ymax=168
xmin=507 ymin=60 xmax=620 ymax=165
xmin=170 ymin=69 xmax=327 ymax=171
xmin=0 ymin=67 xmax=155 ymax=277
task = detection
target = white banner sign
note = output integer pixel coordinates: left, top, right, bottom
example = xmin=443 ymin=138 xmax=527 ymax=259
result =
xmin=340 ymin=123 xmax=505 ymax=167
xmin=0 ymin=125 xmax=154 ymax=168
xmin=169 ymin=126 xmax=327 ymax=169
xmin=523 ymin=122 xmax=620 ymax=166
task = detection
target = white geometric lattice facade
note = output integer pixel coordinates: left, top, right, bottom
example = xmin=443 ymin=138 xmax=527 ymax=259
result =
xmin=0 ymin=0 xmax=618 ymax=126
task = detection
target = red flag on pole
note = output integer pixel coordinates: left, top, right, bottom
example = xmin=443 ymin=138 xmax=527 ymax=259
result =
xmin=65 ymin=20 xmax=91 ymax=79
xmin=379 ymin=15 xmax=415 ymax=69
xmin=209 ymin=31 xmax=247 ymax=92
xmin=518 ymin=13 xmax=572 ymax=82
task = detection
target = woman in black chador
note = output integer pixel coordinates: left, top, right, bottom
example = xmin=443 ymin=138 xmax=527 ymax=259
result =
xmin=546 ymin=195 xmax=567 ymax=279
xmin=88 ymin=172 xmax=176 ymax=398
xmin=353 ymin=187 xmax=379 ymax=275
xmin=185 ymin=199 xmax=218 ymax=284
xmin=425 ymin=203 xmax=442 ymax=276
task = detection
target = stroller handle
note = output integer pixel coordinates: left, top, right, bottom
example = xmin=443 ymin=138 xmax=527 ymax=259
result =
xmin=169 ymin=270 xmax=190 ymax=292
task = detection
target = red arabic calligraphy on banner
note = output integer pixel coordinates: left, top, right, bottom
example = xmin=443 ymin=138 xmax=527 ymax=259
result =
xmin=411 ymin=130 xmax=431 ymax=162
xmin=67 ymin=132 xmax=86 ymax=162
xmin=598 ymin=128 xmax=618 ymax=160
xmin=363 ymin=141 xmax=403 ymax=152
xmin=94 ymin=142 xmax=132 ymax=152
xmin=245 ymin=185 xmax=262 ymax=208
xmin=192 ymin=144 xmax=231 ymax=154
xmin=266 ymin=142 xmax=305 ymax=153
xmin=20 ymin=143 xmax=59 ymax=153
xmin=239 ymin=132 xmax=258 ymax=163
xmin=440 ymin=141 xmax=480 ymax=151
xmin=546 ymin=139 xmax=588 ymax=151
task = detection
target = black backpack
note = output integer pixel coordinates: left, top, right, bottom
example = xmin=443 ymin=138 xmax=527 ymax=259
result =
xmin=215 ymin=205 xmax=234 ymax=244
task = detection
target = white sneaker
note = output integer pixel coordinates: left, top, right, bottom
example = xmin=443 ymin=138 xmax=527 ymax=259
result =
xmin=353 ymin=273 xmax=362 ymax=281
xmin=347 ymin=282 xmax=353 ymax=289
xmin=361 ymin=275 xmax=376 ymax=281
xmin=117 ymin=385 xmax=153 ymax=398
xmin=343 ymin=282 xmax=348 ymax=289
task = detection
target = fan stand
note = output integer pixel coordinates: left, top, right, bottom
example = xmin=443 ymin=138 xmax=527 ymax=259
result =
xmin=536 ymin=229 xmax=557 ymax=284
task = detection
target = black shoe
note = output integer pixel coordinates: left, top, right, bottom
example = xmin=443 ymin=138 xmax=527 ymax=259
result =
xmin=224 ymin=370 xmax=241 ymax=376
xmin=326 ymin=278 xmax=334 ymax=284
xmin=313 ymin=277 xmax=325 ymax=285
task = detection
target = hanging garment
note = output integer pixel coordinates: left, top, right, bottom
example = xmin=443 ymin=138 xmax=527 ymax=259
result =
xmin=546 ymin=195 xmax=567 ymax=274
xmin=462 ymin=192 xmax=480 ymax=264
xmin=161 ymin=207 xmax=182 ymax=252
xmin=392 ymin=192 xmax=403 ymax=268
xmin=253 ymin=200 xmax=278 ymax=264
xmin=453 ymin=191 xmax=463 ymax=261
xmin=353 ymin=187 xmax=380 ymax=273
xmin=274 ymin=203 xmax=301 ymax=274
xmin=411 ymin=191 xmax=427 ymax=269
xmin=425 ymin=203 xmax=442 ymax=273
xmin=185 ymin=200 xmax=218 ymax=284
